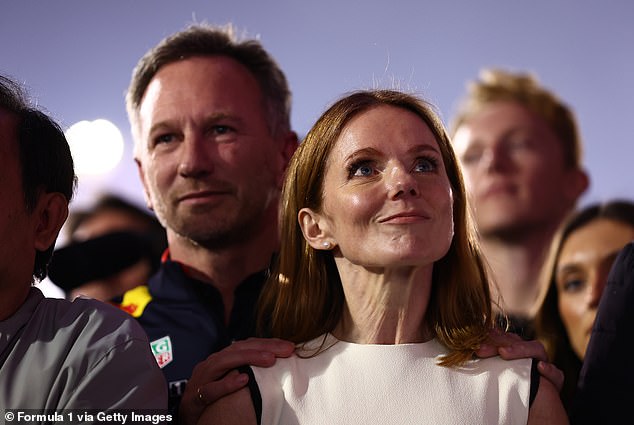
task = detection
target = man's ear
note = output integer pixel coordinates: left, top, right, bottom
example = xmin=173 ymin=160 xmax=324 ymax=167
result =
xmin=276 ymin=131 xmax=299 ymax=188
xmin=298 ymin=207 xmax=335 ymax=250
xmin=33 ymin=192 xmax=69 ymax=252
xmin=135 ymin=158 xmax=154 ymax=211
xmin=564 ymin=168 xmax=590 ymax=203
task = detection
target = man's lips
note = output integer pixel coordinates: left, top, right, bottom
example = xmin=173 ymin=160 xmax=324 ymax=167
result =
xmin=178 ymin=190 xmax=231 ymax=203
xmin=480 ymin=182 xmax=517 ymax=198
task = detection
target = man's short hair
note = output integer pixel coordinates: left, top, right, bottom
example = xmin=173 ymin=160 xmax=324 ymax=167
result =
xmin=0 ymin=74 xmax=77 ymax=280
xmin=126 ymin=23 xmax=292 ymax=153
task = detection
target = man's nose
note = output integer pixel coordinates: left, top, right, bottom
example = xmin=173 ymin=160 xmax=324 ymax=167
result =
xmin=481 ymin=145 xmax=513 ymax=173
xmin=178 ymin=133 xmax=214 ymax=177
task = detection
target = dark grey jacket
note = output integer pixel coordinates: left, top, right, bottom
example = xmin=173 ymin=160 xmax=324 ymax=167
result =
xmin=572 ymin=241 xmax=634 ymax=424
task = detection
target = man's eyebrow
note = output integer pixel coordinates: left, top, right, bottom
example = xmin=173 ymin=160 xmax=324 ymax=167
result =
xmin=148 ymin=120 xmax=174 ymax=136
xmin=147 ymin=113 xmax=243 ymax=136
xmin=201 ymin=113 xmax=243 ymax=126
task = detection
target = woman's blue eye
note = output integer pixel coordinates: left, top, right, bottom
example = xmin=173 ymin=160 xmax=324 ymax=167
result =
xmin=562 ymin=278 xmax=585 ymax=293
xmin=355 ymin=164 xmax=373 ymax=176
xmin=415 ymin=157 xmax=437 ymax=172
xmin=348 ymin=161 xmax=375 ymax=178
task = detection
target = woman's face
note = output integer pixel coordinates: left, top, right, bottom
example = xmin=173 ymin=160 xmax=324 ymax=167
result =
xmin=556 ymin=218 xmax=634 ymax=359
xmin=313 ymin=105 xmax=454 ymax=269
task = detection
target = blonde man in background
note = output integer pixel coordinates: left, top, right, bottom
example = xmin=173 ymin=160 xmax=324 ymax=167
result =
xmin=451 ymin=69 xmax=589 ymax=337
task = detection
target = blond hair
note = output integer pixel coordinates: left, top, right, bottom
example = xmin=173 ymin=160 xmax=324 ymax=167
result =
xmin=450 ymin=68 xmax=582 ymax=169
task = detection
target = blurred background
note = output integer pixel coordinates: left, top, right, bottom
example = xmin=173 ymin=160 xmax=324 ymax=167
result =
xmin=2 ymin=0 xmax=633 ymax=236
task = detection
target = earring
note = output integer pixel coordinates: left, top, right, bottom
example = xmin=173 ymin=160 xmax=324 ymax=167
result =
xmin=322 ymin=241 xmax=331 ymax=249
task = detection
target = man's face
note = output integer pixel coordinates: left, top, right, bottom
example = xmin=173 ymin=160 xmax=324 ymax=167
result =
xmin=453 ymin=101 xmax=581 ymax=237
xmin=134 ymin=56 xmax=289 ymax=248
xmin=0 ymin=110 xmax=37 ymax=286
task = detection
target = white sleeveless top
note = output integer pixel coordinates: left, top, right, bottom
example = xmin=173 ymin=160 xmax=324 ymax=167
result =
xmin=251 ymin=334 xmax=532 ymax=425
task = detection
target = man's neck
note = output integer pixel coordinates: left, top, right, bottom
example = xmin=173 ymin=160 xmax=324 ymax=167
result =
xmin=170 ymin=241 xmax=274 ymax=290
xmin=167 ymin=228 xmax=277 ymax=324
xmin=0 ymin=283 xmax=31 ymax=321
xmin=480 ymin=222 xmax=559 ymax=319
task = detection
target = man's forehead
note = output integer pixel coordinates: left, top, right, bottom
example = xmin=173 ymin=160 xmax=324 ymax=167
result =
xmin=139 ymin=58 xmax=263 ymax=114
xmin=453 ymin=113 xmax=557 ymax=150
xmin=0 ymin=109 xmax=19 ymax=146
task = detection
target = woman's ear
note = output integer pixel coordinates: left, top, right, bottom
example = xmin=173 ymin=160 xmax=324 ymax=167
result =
xmin=33 ymin=192 xmax=68 ymax=252
xmin=298 ymin=207 xmax=335 ymax=250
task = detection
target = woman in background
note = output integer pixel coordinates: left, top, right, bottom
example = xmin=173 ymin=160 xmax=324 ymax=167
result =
xmin=533 ymin=199 xmax=634 ymax=411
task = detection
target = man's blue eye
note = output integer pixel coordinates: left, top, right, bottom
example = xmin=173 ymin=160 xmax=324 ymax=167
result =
xmin=156 ymin=134 xmax=174 ymax=144
xmin=213 ymin=125 xmax=233 ymax=135
xmin=461 ymin=150 xmax=482 ymax=165
xmin=507 ymin=137 xmax=531 ymax=150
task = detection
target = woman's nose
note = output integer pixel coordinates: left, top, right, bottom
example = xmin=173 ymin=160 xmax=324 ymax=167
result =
xmin=386 ymin=165 xmax=419 ymax=199
xmin=587 ymin=270 xmax=608 ymax=308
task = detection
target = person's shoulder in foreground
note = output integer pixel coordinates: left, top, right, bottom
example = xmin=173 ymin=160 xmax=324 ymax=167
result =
xmin=571 ymin=240 xmax=634 ymax=424
xmin=0 ymin=286 xmax=167 ymax=409
xmin=0 ymin=73 xmax=167 ymax=413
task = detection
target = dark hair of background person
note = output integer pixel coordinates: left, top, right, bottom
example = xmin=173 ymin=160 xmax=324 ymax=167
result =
xmin=66 ymin=194 xmax=160 ymax=234
xmin=49 ymin=193 xmax=168 ymax=292
xmin=126 ymin=23 xmax=292 ymax=146
xmin=533 ymin=199 xmax=634 ymax=409
xmin=0 ymin=75 xmax=77 ymax=281
xmin=66 ymin=193 xmax=167 ymax=268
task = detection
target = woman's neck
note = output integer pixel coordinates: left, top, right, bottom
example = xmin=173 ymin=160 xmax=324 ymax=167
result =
xmin=332 ymin=261 xmax=434 ymax=344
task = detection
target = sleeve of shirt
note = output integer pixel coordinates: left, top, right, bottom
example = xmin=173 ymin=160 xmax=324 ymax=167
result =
xmin=59 ymin=303 xmax=168 ymax=411
xmin=240 ymin=366 xmax=262 ymax=425
xmin=63 ymin=337 xmax=168 ymax=410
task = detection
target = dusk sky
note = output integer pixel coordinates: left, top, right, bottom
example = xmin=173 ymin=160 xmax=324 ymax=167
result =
xmin=3 ymin=0 xmax=633 ymax=216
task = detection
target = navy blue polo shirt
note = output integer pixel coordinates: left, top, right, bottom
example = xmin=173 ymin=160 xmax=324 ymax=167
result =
xmin=117 ymin=254 xmax=268 ymax=413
